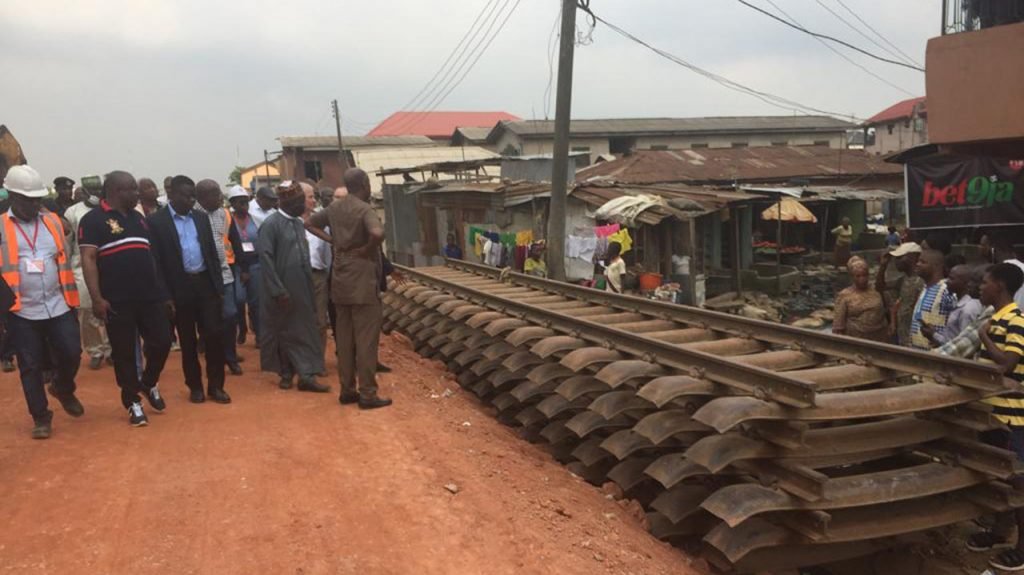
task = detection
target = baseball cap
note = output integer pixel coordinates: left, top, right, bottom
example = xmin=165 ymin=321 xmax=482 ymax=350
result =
xmin=889 ymin=242 xmax=922 ymax=257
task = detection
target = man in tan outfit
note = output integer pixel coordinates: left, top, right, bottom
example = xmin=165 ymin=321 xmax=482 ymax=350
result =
xmin=308 ymin=168 xmax=391 ymax=410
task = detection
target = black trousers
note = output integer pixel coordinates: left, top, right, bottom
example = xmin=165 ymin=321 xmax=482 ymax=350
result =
xmin=174 ymin=274 xmax=226 ymax=392
xmin=107 ymin=300 xmax=172 ymax=408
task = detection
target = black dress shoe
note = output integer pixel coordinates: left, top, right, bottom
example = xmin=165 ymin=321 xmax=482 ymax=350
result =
xmin=339 ymin=392 xmax=359 ymax=405
xmin=279 ymin=377 xmax=293 ymax=390
xmin=358 ymin=396 xmax=393 ymax=410
xmin=376 ymin=362 xmax=393 ymax=373
xmin=1 ymin=358 xmax=15 ymax=372
xmin=189 ymin=388 xmax=206 ymax=403
xmin=208 ymin=389 xmax=232 ymax=404
xmin=228 ymin=362 xmax=243 ymax=376
xmin=47 ymin=385 xmax=85 ymax=417
xmin=297 ymin=377 xmax=330 ymax=393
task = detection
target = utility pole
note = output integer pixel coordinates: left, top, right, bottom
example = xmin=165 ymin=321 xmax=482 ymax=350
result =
xmin=263 ymin=149 xmax=272 ymax=188
xmin=547 ymin=0 xmax=577 ymax=282
xmin=332 ymin=99 xmax=350 ymax=175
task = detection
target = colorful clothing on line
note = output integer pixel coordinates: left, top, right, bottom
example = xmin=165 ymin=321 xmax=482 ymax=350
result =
xmin=608 ymin=229 xmax=632 ymax=255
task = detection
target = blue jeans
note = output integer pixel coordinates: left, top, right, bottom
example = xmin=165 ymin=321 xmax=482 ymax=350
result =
xmin=223 ymin=269 xmax=241 ymax=363
xmin=7 ymin=311 xmax=82 ymax=422
xmin=239 ymin=263 xmax=260 ymax=341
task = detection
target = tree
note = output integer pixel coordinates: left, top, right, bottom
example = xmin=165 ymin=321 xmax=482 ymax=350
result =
xmin=228 ymin=165 xmax=244 ymax=185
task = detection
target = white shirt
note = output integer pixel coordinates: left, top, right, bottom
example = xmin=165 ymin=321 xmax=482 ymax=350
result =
xmin=8 ymin=211 xmax=71 ymax=321
xmin=249 ymin=199 xmax=277 ymax=229
xmin=306 ymin=229 xmax=332 ymax=272
xmin=1006 ymin=258 xmax=1024 ymax=309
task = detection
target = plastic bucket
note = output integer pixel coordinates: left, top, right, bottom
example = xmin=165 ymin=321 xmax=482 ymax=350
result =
xmin=638 ymin=272 xmax=662 ymax=291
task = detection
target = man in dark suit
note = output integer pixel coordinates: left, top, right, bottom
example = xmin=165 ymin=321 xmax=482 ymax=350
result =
xmin=147 ymin=175 xmax=230 ymax=404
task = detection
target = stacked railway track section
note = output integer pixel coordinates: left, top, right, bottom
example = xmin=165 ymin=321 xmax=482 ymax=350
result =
xmin=384 ymin=260 xmax=1024 ymax=573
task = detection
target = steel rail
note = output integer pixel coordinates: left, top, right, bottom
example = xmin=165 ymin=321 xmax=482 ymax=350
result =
xmin=436 ymin=260 xmax=1009 ymax=391
xmin=396 ymin=264 xmax=819 ymax=407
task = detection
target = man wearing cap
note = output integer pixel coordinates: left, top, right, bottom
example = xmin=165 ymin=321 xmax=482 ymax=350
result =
xmin=228 ymin=186 xmax=260 ymax=345
xmin=196 ymin=179 xmax=247 ymax=376
xmin=876 ymin=241 xmax=925 ymax=347
xmin=64 ymin=175 xmax=112 ymax=370
xmin=0 ymin=165 xmax=84 ymax=439
xmin=308 ymin=168 xmax=392 ymax=410
xmin=258 ymin=181 xmax=329 ymax=392
xmin=148 ymin=175 xmax=230 ymax=404
xmin=45 ymin=176 xmax=76 ymax=216
xmin=249 ymin=186 xmax=278 ymax=229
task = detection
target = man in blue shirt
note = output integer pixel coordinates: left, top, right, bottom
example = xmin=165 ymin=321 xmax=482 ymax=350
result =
xmin=147 ymin=176 xmax=230 ymax=404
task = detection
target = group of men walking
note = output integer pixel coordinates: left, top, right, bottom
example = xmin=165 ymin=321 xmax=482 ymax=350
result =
xmin=0 ymin=164 xmax=392 ymax=439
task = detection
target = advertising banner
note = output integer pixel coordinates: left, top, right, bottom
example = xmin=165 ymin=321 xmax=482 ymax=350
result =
xmin=906 ymin=156 xmax=1024 ymax=229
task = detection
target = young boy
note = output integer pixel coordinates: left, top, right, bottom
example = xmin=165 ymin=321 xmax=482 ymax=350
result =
xmin=968 ymin=262 xmax=1024 ymax=571
xmin=886 ymin=226 xmax=902 ymax=248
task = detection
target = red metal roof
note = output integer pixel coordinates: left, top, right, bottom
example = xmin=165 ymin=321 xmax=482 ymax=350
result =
xmin=368 ymin=111 xmax=520 ymax=138
xmin=865 ymin=97 xmax=926 ymax=125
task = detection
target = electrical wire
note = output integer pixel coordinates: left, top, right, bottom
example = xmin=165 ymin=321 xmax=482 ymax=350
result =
xmin=387 ymin=0 xmax=509 ymax=135
xmin=735 ymin=0 xmax=925 ymax=72
xmin=398 ymin=0 xmax=522 ymax=134
xmin=759 ymin=0 xmax=918 ymax=97
xmin=814 ymin=0 xmax=918 ymax=67
xmin=388 ymin=0 xmax=501 ymax=131
xmin=575 ymin=1 xmax=865 ymax=121
xmin=834 ymin=0 xmax=923 ymax=68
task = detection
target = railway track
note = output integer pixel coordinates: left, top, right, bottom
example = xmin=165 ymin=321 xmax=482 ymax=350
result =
xmin=384 ymin=260 xmax=1023 ymax=573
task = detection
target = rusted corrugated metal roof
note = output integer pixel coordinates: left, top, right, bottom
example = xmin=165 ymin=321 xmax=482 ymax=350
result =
xmin=573 ymin=182 xmax=763 ymax=225
xmin=491 ymin=116 xmax=856 ymax=140
xmin=576 ymin=146 xmax=902 ymax=185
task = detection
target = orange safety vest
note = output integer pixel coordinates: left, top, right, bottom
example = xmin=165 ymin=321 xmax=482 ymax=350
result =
xmin=223 ymin=210 xmax=235 ymax=265
xmin=0 ymin=211 xmax=80 ymax=312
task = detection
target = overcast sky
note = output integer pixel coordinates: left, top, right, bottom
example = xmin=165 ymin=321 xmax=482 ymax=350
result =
xmin=0 ymin=0 xmax=933 ymax=184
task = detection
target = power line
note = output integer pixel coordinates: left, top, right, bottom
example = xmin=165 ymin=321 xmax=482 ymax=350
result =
xmin=759 ymin=0 xmax=918 ymax=97
xmin=735 ymin=0 xmax=925 ymax=72
xmin=575 ymin=2 xmax=865 ymax=121
xmin=387 ymin=0 xmax=508 ymax=135
xmin=833 ymin=0 xmax=923 ymax=68
xmin=814 ymin=0 xmax=917 ymax=66
xmin=398 ymin=0 xmax=522 ymax=134
xmin=390 ymin=0 xmax=501 ymax=126
xmin=577 ymin=1 xmax=864 ymax=120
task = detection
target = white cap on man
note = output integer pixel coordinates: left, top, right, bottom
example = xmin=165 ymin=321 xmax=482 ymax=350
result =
xmin=889 ymin=242 xmax=922 ymax=257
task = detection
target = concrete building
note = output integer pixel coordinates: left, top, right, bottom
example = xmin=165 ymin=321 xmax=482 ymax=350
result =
xmin=237 ymin=159 xmax=281 ymax=191
xmin=927 ymin=1 xmax=1024 ymax=155
xmin=479 ymin=116 xmax=858 ymax=166
xmin=276 ymin=135 xmax=436 ymax=188
xmin=863 ymin=97 xmax=928 ymax=155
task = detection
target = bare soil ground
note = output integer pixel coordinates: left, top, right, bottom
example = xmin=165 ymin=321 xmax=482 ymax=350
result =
xmin=0 ymin=333 xmax=700 ymax=575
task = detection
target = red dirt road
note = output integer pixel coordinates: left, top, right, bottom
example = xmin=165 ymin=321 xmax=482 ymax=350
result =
xmin=0 ymin=334 xmax=699 ymax=575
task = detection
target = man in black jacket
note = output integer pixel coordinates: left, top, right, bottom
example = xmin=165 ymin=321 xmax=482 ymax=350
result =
xmin=147 ymin=175 xmax=229 ymax=404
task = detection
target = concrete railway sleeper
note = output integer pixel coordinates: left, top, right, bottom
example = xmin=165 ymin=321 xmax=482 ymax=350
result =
xmin=383 ymin=263 xmax=1024 ymax=573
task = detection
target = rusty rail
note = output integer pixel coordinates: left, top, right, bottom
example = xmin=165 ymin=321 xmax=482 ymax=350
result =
xmin=384 ymin=262 xmax=1022 ymax=573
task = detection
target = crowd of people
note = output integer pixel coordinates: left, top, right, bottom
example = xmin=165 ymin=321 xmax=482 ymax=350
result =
xmin=831 ymin=232 xmax=1024 ymax=570
xmin=0 ymin=165 xmax=394 ymax=440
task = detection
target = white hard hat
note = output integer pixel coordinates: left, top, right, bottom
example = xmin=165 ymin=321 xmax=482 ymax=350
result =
xmin=3 ymin=165 xmax=48 ymax=198
xmin=226 ymin=184 xmax=250 ymax=200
